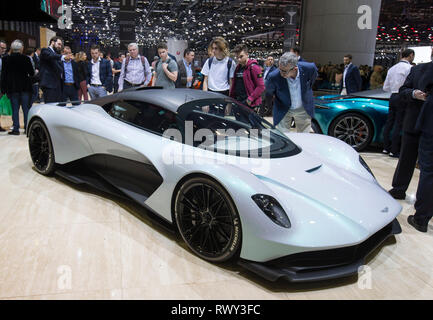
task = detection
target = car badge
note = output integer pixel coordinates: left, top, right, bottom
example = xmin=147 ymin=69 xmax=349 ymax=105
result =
xmin=381 ymin=207 xmax=389 ymax=213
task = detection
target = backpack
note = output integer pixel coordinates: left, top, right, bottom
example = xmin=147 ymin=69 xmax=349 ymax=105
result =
xmin=175 ymin=60 xmax=183 ymax=88
xmin=207 ymin=57 xmax=233 ymax=84
xmin=124 ymin=55 xmax=147 ymax=73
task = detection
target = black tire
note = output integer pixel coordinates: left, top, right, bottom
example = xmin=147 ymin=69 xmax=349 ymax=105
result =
xmin=329 ymin=112 xmax=373 ymax=151
xmin=174 ymin=177 xmax=242 ymax=263
xmin=28 ymin=119 xmax=56 ymax=175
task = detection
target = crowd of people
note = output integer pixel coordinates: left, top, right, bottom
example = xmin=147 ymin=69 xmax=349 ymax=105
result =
xmin=314 ymin=60 xmax=403 ymax=92
xmin=0 ymin=35 xmax=432 ymax=232
xmin=0 ymin=36 xmax=405 ymax=136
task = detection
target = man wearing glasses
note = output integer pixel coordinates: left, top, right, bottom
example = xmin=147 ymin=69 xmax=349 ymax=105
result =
xmin=265 ymin=52 xmax=318 ymax=132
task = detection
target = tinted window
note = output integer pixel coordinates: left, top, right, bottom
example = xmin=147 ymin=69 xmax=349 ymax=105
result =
xmin=177 ymin=99 xmax=301 ymax=159
xmin=106 ymin=100 xmax=180 ymax=135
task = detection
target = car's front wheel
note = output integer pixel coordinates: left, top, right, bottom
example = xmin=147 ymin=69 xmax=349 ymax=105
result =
xmin=329 ymin=113 xmax=373 ymax=151
xmin=174 ymin=177 xmax=242 ymax=263
xmin=28 ymin=119 xmax=56 ymax=175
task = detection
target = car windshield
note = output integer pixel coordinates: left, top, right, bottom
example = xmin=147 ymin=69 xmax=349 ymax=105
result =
xmin=176 ymin=98 xmax=301 ymax=159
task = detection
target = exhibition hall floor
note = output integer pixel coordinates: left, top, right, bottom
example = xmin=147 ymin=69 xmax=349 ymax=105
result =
xmin=0 ymin=116 xmax=432 ymax=300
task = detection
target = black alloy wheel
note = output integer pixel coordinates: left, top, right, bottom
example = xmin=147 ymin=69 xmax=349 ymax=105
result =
xmin=329 ymin=113 xmax=373 ymax=151
xmin=28 ymin=119 xmax=56 ymax=175
xmin=175 ymin=177 xmax=242 ymax=262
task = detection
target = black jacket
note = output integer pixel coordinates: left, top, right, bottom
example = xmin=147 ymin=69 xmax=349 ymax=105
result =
xmin=415 ymin=63 xmax=433 ymax=135
xmin=40 ymin=47 xmax=63 ymax=89
xmin=62 ymin=59 xmax=81 ymax=90
xmin=77 ymin=60 xmax=88 ymax=83
xmin=399 ymin=62 xmax=433 ymax=134
xmin=0 ymin=53 xmax=35 ymax=94
xmin=32 ymin=53 xmax=40 ymax=71
xmin=176 ymin=59 xmax=196 ymax=88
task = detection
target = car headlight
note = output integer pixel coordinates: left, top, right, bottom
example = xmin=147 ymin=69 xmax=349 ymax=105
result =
xmin=359 ymin=155 xmax=375 ymax=179
xmin=252 ymin=194 xmax=291 ymax=228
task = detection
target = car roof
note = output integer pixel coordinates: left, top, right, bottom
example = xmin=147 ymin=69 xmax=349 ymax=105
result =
xmin=91 ymin=88 xmax=228 ymax=113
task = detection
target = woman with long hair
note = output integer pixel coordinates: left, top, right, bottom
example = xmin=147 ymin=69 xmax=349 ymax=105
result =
xmin=75 ymin=51 xmax=89 ymax=101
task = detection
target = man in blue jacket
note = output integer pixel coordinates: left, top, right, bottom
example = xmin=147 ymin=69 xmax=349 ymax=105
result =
xmin=87 ymin=45 xmax=113 ymax=98
xmin=265 ymin=52 xmax=318 ymax=132
xmin=340 ymin=54 xmax=362 ymax=95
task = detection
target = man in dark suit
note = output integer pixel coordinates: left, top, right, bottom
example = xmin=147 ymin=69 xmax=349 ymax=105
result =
xmin=176 ymin=48 xmax=197 ymax=88
xmin=290 ymin=46 xmax=305 ymax=62
xmin=87 ymin=45 xmax=113 ymax=98
xmin=31 ymin=47 xmax=41 ymax=103
xmin=39 ymin=36 xmax=64 ymax=103
xmin=266 ymin=52 xmax=318 ymax=132
xmin=408 ymin=56 xmax=433 ymax=232
xmin=264 ymin=55 xmax=277 ymax=84
xmin=340 ymin=54 xmax=362 ymax=95
xmin=61 ymin=46 xmax=80 ymax=104
xmin=389 ymin=58 xmax=433 ymax=201
xmin=33 ymin=48 xmax=41 ymax=70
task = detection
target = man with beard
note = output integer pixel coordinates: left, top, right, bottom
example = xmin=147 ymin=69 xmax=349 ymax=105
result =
xmin=389 ymin=48 xmax=433 ymax=202
xmin=340 ymin=54 xmax=362 ymax=95
xmin=40 ymin=36 xmax=64 ymax=103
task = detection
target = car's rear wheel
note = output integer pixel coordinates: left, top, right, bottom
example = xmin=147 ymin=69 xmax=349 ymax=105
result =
xmin=329 ymin=113 xmax=373 ymax=151
xmin=28 ymin=119 xmax=55 ymax=175
xmin=174 ymin=177 xmax=242 ymax=262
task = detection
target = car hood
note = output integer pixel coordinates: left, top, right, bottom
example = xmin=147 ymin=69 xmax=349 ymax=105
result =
xmin=238 ymin=150 xmax=401 ymax=237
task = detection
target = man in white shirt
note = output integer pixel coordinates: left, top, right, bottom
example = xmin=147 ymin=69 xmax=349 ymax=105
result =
xmin=382 ymin=49 xmax=415 ymax=157
xmin=201 ymin=37 xmax=236 ymax=96
xmin=341 ymin=54 xmax=362 ymax=95
xmin=87 ymin=45 xmax=113 ymax=98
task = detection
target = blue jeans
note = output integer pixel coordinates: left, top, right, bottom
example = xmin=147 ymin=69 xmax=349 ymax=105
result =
xmin=9 ymin=92 xmax=30 ymax=132
xmin=88 ymin=85 xmax=107 ymax=99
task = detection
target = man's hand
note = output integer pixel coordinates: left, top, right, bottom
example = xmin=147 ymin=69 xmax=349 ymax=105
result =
xmin=246 ymin=98 xmax=252 ymax=106
xmin=162 ymin=62 xmax=168 ymax=71
xmin=414 ymin=89 xmax=427 ymax=101
xmin=193 ymin=80 xmax=199 ymax=87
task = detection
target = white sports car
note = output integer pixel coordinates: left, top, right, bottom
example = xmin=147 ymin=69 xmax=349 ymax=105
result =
xmin=27 ymin=88 xmax=402 ymax=282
